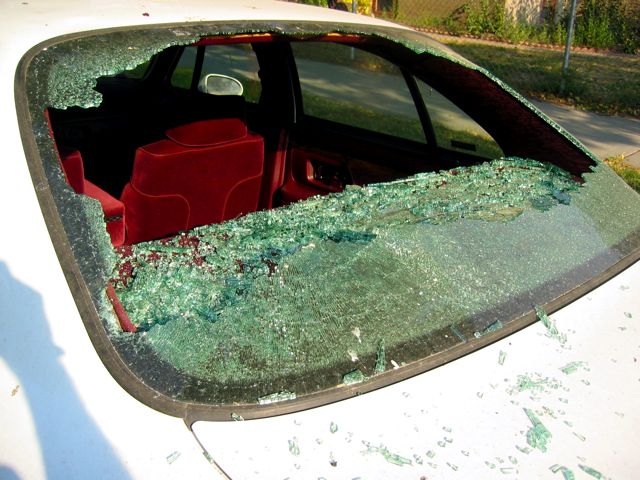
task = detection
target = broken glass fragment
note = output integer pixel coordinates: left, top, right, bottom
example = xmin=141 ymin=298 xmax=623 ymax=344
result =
xmin=624 ymin=312 xmax=633 ymax=318
xmin=330 ymin=422 xmax=338 ymax=434
xmin=572 ymin=432 xmax=586 ymax=442
xmin=258 ymin=391 xmax=296 ymax=405
xmin=230 ymin=413 xmax=244 ymax=421
xmin=288 ymin=437 xmax=300 ymax=456
xmin=342 ymin=369 xmax=367 ymax=385
xmin=515 ymin=445 xmax=531 ymax=454
xmin=498 ymin=350 xmax=507 ymax=365
xmin=426 ymin=450 xmax=436 ymax=459
xmin=508 ymin=374 xmax=561 ymax=395
xmin=550 ymin=465 xmax=575 ymax=480
xmin=474 ymin=320 xmax=504 ymax=339
xmin=578 ymin=464 xmax=605 ymax=479
xmin=363 ymin=443 xmax=412 ymax=466
xmin=523 ymin=408 xmax=552 ymax=452
xmin=447 ymin=462 xmax=458 ymax=471
xmin=560 ymin=361 xmax=587 ymax=375
xmin=374 ymin=340 xmax=386 ymax=374
xmin=535 ymin=306 xmax=567 ymax=345
xmin=165 ymin=451 xmax=181 ymax=464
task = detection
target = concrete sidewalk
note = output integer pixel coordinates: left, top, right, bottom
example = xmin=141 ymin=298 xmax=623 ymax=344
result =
xmin=530 ymin=100 xmax=640 ymax=167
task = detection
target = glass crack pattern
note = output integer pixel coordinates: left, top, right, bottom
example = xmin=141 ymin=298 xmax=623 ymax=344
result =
xmin=109 ymin=158 xmax=596 ymax=402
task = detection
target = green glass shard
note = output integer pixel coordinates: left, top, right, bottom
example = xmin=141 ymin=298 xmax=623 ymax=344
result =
xmin=498 ymin=350 xmax=507 ymax=365
xmin=231 ymin=412 xmax=244 ymax=421
xmin=578 ymin=464 xmax=605 ymax=479
xmin=330 ymin=422 xmax=339 ymax=434
xmin=515 ymin=445 xmax=531 ymax=454
xmin=523 ymin=408 xmax=552 ymax=452
xmin=509 ymin=374 xmax=561 ymax=395
xmin=447 ymin=462 xmax=459 ymax=471
xmin=343 ymin=369 xmax=367 ymax=385
xmin=288 ymin=437 xmax=300 ymax=456
xmin=624 ymin=312 xmax=633 ymax=318
xmin=550 ymin=465 xmax=575 ymax=480
xmin=363 ymin=443 xmax=412 ymax=466
xmin=426 ymin=450 xmax=436 ymax=459
xmin=572 ymin=432 xmax=586 ymax=442
xmin=166 ymin=451 xmax=181 ymax=464
xmin=202 ymin=451 xmax=214 ymax=464
xmin=560 ymin=361 xmax=588 ymax=374
xmin=474 ymin=320 xmax=504 ymax=338
xmin=535 ymin=306 xmax=567 ymax=345
xmin=258 ymin=391 xmax=296 ymax=405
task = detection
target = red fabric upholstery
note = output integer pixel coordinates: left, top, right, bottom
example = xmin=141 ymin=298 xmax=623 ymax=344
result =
xmin=166 ymin=118 xmax=248 ymax=147
xmin=59 ymin=148 xmax=126 ymax=246
xmin=60 ymin=149 xmax=86 ymax=194
xmin=122 ymin=118 xmax=264 ymax=244
xmin=120 ymin=184 xmax=190 ymax=244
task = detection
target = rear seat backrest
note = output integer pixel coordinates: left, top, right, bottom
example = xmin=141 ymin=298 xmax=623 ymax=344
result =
xmin=58 ymin=148 xmax=126 ymax=246
xmin=120 ymin=118 xmax=264 ymax=244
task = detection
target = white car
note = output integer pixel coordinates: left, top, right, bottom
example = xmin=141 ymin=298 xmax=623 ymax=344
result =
xmin=2 ymin=1 xmax=639 ymax=478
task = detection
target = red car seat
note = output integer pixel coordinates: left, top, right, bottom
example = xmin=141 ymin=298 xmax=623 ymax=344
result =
xmin=121 ymin=118 xmax=264 ymax=244
xmin=59 ymin=148 xmax=126 ymax=246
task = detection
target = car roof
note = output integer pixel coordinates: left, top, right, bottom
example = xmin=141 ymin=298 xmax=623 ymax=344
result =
xmin=3 ymin=0 xmax=408 ymax=54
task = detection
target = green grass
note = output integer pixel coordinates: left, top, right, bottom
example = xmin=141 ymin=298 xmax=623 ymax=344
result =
xmin=606 ymin=156 xmax=640 ymax=193
xmin=443 ymin=40 xmax=640 ymax=118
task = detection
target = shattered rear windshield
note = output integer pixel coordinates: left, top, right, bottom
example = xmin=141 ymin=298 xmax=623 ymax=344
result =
xmin=20 ymin=22 xmax=640 ymax=414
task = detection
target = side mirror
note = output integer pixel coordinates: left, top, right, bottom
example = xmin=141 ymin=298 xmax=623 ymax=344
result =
xmin=198 ymin=74 xmax=244 ymax=96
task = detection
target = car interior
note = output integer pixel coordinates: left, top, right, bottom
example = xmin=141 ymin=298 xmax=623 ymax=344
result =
xmin=46 ymin=33 xmax=594 ymax=248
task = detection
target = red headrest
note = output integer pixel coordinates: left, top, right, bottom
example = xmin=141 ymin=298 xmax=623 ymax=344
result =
xmin=166 ymin=118 xmax=248 ymax=147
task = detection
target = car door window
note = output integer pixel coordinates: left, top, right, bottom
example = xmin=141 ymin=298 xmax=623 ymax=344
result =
xmin=170 ymin=44 xmax=262 ymax=103
xmin=291 ymin=42 xmax=426 ymax=143
xmin=416 ymin=78 xmax=504 ymax=159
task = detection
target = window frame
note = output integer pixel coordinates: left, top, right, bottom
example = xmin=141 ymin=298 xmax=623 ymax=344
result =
xmin=16 ymin=25 xmax=628 ymax=425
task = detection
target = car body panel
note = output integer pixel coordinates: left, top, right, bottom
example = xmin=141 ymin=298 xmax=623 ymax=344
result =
xmin=1 ymin=1 xmax=639 ymax=478
xmin=193 ymin=260 xmax=640 ymax=478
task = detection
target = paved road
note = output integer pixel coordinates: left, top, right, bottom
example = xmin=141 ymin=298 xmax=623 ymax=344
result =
xmin=531 ymin=100 xmax=640 ymax=167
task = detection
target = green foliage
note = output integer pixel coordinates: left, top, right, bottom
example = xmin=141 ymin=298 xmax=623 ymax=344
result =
xmin=297 ymin=0 xmax=370 ymax=13
xmin=575 ymin=0 xmax=639 ymax=53
xmin=393 ymin=0 xmax=639 ymax=53
xmin=297 ymin=0 xmax=329 ymax=6
xmin=465 ymin=0 xmax=505 ymax=37
xmin=606 ymin=156 xmax=640 ymax=193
